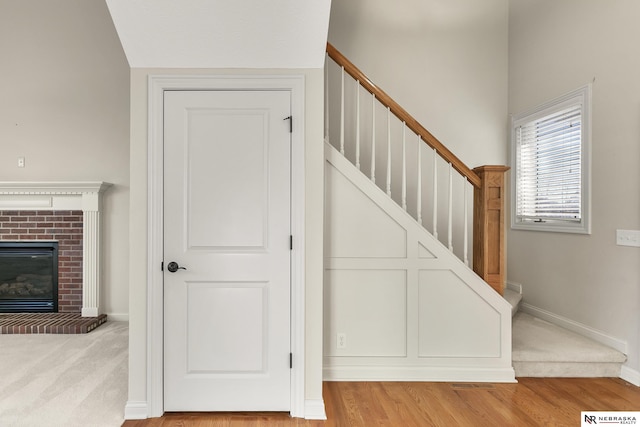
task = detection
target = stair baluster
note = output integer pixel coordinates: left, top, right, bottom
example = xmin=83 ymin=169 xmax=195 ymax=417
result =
xmin=371 ymin=94 xmax=376 ymax=184
xmin=355 ymin=82 xmax=361 ymax=170
xmin=340 ymin=66 xmax=345 ymax=155
xmin=447 ymin=162 xmax=453 ymax=252
xmin=386 ymin=107 xmax=391 ymax=197
xmin=416 ymin=135 xmax=422 ymax=225
xmin=432 ymin=149 xmax=438 ymax=240
xmin=325 ymin=59 xmax=329 ymax=142
xmin=464 ymin=177 xmax=469 ymax=267
xmin=401 ymin=124 xmax=407 ymax=211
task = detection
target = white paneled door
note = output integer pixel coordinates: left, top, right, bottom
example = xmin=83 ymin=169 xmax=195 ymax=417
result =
xmin=163 ymin=90 xmax=292 ymax=411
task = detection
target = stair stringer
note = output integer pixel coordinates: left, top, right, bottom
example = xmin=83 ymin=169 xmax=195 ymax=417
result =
xmin=323 ymin=141 xmax=515 ymax=382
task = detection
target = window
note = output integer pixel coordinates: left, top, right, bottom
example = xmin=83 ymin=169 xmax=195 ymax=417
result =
xmin=511 ymin=85 xmax=591 ymax=234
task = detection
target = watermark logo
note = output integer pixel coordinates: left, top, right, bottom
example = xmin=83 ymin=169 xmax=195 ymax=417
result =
xmin=584 ymin=414 xmax=597 ymax=424
xmin=582 ymin=412 xmax=640 ymax=426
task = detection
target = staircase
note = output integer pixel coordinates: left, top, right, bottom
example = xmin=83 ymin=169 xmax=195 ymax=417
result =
xmin=323 ymin=43 xmax=627 ymax=382
xmin=506 ymin=288 xmax=627 ymax=377
xmin=323 ymin=43 xmax=513 ymax=383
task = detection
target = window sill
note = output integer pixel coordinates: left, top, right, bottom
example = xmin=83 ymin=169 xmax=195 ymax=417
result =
xmin=511 ymin=220 xmax=591 ymax=235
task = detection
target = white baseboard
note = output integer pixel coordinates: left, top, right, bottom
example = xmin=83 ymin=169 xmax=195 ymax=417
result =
xmin=621 ymin=365 xmax=640 ymax=387
xmin=82 ymin=307 xmax=99 ymax=317
xmin=106 ymin=313 xmax=129 ymax=322
xmin=304 ymin=399 xmax=327 ymax=420
xmin=124 ymin=399 xmax=327 ymax=420
xmin=323 ymin=366 xmax=516 ymax=383
xmin=506 ymin=281 xmax=522 ymax=294
xmin=124 ymin=401 xmax=148 ymax=420
xmin=520 ymin=303 xmax=628 ymax=354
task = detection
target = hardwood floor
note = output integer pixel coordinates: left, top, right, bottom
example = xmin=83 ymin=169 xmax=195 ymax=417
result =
xmin=122 ymin=378 xmax=640 ymax=427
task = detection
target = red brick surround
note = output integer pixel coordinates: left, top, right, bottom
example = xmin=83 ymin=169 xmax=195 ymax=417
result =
xmin=0 ymin=210 xmax=83 ymax=313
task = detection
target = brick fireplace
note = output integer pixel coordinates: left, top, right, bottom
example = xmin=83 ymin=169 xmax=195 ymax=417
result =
xmin=0 ymin=182 xmax=111 ymax=317
xmin=0 ymin=211 xmax=82 ymax=312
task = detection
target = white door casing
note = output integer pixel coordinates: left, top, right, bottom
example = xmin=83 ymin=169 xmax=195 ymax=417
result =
xmin=145 ymin=76 xmax=306 ymax=418
xmin=163 ymin=90 xmax=291 ymax=411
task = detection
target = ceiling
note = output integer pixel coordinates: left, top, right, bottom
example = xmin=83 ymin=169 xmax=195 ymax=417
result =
xmin=105 ymin=0 xmax=332 ymax=68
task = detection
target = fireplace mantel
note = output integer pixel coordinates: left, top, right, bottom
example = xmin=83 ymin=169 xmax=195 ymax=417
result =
xmin=0 ymin=181 xmax=112 ymax=317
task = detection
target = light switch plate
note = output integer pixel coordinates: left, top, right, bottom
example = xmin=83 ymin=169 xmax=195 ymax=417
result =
xmin=616 ymin=229 xmax=640 ymax=247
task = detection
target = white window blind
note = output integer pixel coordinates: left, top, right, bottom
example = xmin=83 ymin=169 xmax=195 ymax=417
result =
xmin=511 ymin=85 xmax=591 ymax=234
xmin=516 ymin=105 xmax=582 ymax=221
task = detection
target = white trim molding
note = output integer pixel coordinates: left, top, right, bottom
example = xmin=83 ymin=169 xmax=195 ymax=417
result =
xmin=506 ymin=281 xmax=523 ymax=295
xmin=124 ymin=401 xmax=148 ymax=420
xmin=147 ymin=75 xmax=306 ymax=418
xmin=323 ymin=366 xmax=518 ymax=383
xmin=620 ymin=365 xmax=640 ymax=387
xmin=106 ymin=313 xmax=130 ymax=322
xmin=0 ymin=181 xmax=112 ymax=317
xmin=510 ymin=84 xmax=592 ymax=234
xmin=0 ymin=181 xmax=111 ymax=195
xmin=304 ymin=399 xmax=327 ymax=420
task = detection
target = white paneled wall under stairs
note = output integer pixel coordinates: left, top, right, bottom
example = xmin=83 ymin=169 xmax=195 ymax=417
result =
xmin=323 ymin=141 xmax=515 ymax=382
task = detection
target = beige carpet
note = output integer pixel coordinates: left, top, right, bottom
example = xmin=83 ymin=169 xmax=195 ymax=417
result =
xmin=512 ymin=312 xmax=627 ymax=377
xmin=0 ymin=320 xmax=128 ymax=427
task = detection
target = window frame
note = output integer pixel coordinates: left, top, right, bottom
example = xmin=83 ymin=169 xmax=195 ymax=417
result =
xmin=510 ymin=85 xmax=592 ymax=234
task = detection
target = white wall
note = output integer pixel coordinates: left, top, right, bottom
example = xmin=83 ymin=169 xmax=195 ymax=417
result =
xmin=508 ymin=0 xmax=640 ymax=378
xmin=0 ymin=0 xmax=130 ymax=318
xmin=328 ymin=0 xmax=509 ymax=167
xmin=127 ymin=68 xmax=325 ymax=415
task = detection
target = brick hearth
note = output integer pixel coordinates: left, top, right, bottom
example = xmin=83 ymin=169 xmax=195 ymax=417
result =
xmin=0 ymin=210 xmax=83 ymax=313
xmin=0 ymin=313 xmax=107 ymax=334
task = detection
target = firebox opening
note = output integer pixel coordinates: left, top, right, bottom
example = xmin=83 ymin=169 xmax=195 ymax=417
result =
xmin=0 ymin=242 xmax=59 ymax=313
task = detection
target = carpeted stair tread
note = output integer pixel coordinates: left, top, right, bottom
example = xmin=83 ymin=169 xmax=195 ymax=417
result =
xmin=512 ymin=312 xmax=626 ymax=363
xmin=503 ymin=289 xmax=522 ymax=317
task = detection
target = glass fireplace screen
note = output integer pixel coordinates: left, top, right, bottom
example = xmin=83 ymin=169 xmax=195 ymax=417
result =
xmin=0 ymin=242 xmax=59 ymax=313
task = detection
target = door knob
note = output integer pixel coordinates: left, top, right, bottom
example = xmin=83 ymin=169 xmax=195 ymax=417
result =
xmin=167 ymin=261 xmax=187 ymax=273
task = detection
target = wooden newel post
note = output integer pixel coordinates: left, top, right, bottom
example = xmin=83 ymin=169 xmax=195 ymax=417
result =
xmin=472 ymin=165 xmax=509 ymax=295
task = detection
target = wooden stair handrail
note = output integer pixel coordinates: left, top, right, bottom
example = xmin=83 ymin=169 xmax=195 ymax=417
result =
xmin=327 ymin=42 xmax=481 ymax=189
xmin=327 ymin=42 xmax=509 ymax=295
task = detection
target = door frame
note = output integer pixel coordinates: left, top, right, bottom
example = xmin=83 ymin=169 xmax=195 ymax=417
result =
xmin=146 ymin=75 xmax=306 ymax=418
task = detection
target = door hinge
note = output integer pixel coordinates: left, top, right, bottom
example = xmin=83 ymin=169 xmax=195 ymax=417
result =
xmin=284 ymin=116 xmax=292 ymax=133
xmin=290 ymin=235 xmax=293 ymax=251
xmin=161 ymin=261 xmax=164 ymax=271
xmin=290 ymin=353 xmax=293 ymax=369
